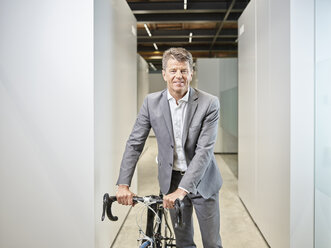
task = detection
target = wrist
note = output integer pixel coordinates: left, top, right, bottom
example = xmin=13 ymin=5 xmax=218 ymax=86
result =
xmin=118 ymin=184 xmax=129 ymax=190
xmin=177 ymin=188 xmax=188 ymax=197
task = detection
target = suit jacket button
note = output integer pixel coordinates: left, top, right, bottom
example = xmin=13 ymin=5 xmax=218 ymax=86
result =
xmin=169 ymin=163 xmax=172 ymax=167
xmin=171 ymin=145 xmax=174 ymax=149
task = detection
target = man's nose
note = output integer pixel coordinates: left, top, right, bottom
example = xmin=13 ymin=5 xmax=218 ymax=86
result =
xmin=175 ymin=70 xmax=182 ymax=78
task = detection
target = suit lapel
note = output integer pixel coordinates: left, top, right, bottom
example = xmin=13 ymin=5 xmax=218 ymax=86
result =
xmin=161 ymin=90 xmax=175 ymax=143
xmin=182 ymin=87 xmax=199 ymax=146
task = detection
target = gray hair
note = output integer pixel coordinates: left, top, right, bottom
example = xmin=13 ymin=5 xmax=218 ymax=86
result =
xmin=162 ymin=47 xmax=193 ymax=71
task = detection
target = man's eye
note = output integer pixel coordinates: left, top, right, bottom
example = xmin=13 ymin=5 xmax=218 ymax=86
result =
xmin=181 ymin=70 xmax=187 ymax=74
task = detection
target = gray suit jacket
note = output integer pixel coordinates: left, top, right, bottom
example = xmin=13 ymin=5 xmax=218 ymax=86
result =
xmin=116 ymin=87 xmax=222 ymax=199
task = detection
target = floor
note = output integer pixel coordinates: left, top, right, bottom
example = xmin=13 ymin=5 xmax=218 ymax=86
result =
xmin=112 ymin=137 xmax=269 ymax=248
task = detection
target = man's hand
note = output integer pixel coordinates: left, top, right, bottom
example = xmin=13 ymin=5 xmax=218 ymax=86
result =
xmin=116 ymin=185 xmax=135 ymax=206
xmin=163 ymin=188 xmax=187 ymax=209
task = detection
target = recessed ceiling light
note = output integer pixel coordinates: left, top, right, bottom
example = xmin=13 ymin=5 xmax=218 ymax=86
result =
xmin=149 ymin=63 xmax=157 ymax=71
xmin=144 ymin=23 xmax=152 ymax=37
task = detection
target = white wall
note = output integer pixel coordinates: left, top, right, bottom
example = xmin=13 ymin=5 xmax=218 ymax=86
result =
xmin=237 ymin=0 xmax=258 ymax=221
xmin=196 ymin=58 xmax=238 ymax=153
xmin=290 ymin=0 xmax=314 ymax=247
xmin=94 ymin=0 xmax=137 ymax=247
xmin=0 ymin=0 xmax=94 ymax=247
xmin=257 ymin=0 xmax=291 ymax=245
xmin=0 ymin=0 xmax=137 ymax=247
xmin=147 ymin=73 xmax=164 ymax=136
xmin=315 ymin=0 xmax=331 ymax=247
xmin=137 ymin=55 xmax=149 ymax=111
xmin=149 ymin=73 xmax=166 ymax=93
xmin=238 ymin=0 xmax=314 ymax=247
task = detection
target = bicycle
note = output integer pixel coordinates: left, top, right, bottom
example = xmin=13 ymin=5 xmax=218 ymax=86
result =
xmin=101 ymin=193 xmax=185 ymax=248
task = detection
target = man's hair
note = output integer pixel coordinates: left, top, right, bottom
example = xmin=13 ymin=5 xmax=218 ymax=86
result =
xmin=162 ymin=47 xmax=193 ymax=71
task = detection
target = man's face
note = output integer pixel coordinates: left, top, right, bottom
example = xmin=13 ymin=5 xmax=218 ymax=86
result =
xmin=162 ymin=58 xmax=193 ymax=97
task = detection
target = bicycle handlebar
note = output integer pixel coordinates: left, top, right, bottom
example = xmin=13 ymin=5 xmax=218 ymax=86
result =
xmin=101 ymin=193 xmax=185 ymax=228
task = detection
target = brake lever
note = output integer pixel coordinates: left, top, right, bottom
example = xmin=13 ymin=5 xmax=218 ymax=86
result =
xmin=174 ymin=199 xmax=185 ymax=228
xmin=101 ymin=193 xmax=118 ymax=221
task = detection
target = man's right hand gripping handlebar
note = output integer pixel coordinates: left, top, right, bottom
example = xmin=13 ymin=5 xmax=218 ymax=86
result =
xmin=116 ymin=185 xmax=136 ymax=206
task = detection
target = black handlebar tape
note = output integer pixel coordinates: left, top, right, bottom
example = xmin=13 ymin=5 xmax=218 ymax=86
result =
xmin=174 ymin=199 xmax=185 ymax=228
xmin=101 ymin=193 xmax=118 ymax=221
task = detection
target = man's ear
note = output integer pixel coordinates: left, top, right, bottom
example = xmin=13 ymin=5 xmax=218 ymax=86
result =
xmin=162 ymin=70 xmax=166 ymax=81
xmin=189 ymin=69 xmax=194 ymax=80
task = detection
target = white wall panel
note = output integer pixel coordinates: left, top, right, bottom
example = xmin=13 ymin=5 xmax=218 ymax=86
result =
xmin=0 ymin=0 xmax=137 ymax=247
xmin=0 ymin=0 xmax=94 ymax=247
xmin=314 ymin=0 xmax=331 ymax=247
xmin=290 ymin=0 xmax=315 ymax=247
xmin=238 ymin=0 xmax=258 ymax=221
xmin=239 ymin=0 xmax=291 ymax=246
xmin=149 ymin=73 xmax=166 ymax=93
xmin=196 ymin=59 xmax=222 ymax=152
xmin=196 ymin=58 xmax=238 ymax=153
xmin=137 ymin=55 xmax=149 ymax=111
xmin=238 ymin=0 xmax=315 ymax=247
xmin=94 ymin=0 xmax=137 ymax=247
xmin=257 ymin=0 xmax=291 ymax=246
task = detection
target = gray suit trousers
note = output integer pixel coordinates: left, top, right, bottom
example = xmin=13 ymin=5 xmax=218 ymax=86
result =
xmin=168 ymin=171 xmax=223 ymax=248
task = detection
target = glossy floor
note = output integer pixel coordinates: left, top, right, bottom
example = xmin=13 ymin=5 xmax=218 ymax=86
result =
xmin=112 ymin=137 xmax=269 ymax=248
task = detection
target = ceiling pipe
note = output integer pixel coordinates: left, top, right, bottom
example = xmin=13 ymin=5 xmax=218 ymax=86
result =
xmin=209 ymin=0 xmax=236 ymax=52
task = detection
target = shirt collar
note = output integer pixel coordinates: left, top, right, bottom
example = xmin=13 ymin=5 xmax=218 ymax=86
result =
xmin=167 ymin=88 xmax=190 ymax=102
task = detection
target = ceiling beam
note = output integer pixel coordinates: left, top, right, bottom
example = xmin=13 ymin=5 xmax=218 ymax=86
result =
xmin=142 ymin=51 xmax=237 ymax=58
xmin=132 ymin=9 xmax=242 ymax=14
xmin=142 ymin=51 xmax=238 ymax=61
xmin=128 ymin=1 xmax=248 ymax=12
xmin=138 ymin=38 xmax=237 ymax=43
xmin=138 ymin=44 xmax=238 ymax=52
xmin=135 ymin=12 xmax=241 ymax=23
xmin=137 ymin=28 xmax=238 ymax=37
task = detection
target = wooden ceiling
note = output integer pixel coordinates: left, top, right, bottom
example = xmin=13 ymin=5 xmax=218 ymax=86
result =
xmin=127 ymin=0 xmax=250 ymax=70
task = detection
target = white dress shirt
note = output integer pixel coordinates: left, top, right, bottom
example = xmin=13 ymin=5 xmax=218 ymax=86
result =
xmin=167 ymin=89 xmax=189 ymax=172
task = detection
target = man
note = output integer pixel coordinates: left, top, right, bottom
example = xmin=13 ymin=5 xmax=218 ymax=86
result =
xmin=116 ymin=47 xmax=223 ymax=248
